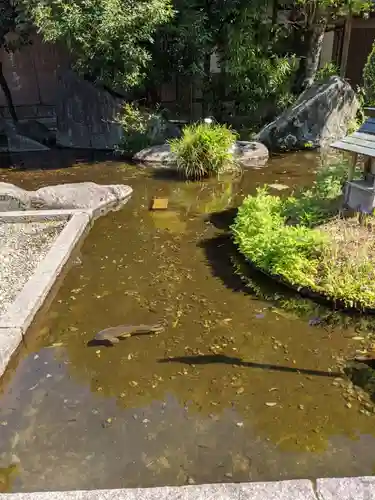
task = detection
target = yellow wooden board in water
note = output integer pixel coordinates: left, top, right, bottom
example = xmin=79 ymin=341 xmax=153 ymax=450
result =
xmin=150 ymin=198 xmax=169 ymax=210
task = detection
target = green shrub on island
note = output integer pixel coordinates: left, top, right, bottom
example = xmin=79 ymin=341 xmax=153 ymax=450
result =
xmin=169 ymin=122 xmax=238 ymax=180
xmin=231 ymin=162 xmax=375 ymax=310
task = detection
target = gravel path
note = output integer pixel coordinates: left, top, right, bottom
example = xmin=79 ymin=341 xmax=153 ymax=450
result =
xmin=0 ymin=220 xmax=66 ymax=316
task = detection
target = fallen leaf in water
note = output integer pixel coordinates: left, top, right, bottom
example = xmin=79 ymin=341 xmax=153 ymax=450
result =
xmin=46 ymin=342 xmax=64 ymax=348
xmin=269 ymin=387 xmax=278 ymax=392
xmin=236 ymin=387 xmax=245 ymax=395
xmin=265 ymin=402 xmax=277 ymax=407
xmin=351 ymin=336 xmax=365 ymax=341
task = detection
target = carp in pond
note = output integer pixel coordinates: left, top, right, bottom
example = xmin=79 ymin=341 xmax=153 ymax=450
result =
xmin=92 ymin=322 xmax=165 ymax=346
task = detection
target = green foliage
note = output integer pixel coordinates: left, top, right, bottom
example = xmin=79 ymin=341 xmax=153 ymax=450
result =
xmin=169 ymin=122 xmax=238 ymax=180
xmin=315 ymin=62 xmax=339 ymax=83
xmin=26 ymin=0 xmax=174 ymax=89
xmin=364 ymin=41 xmax=375 ymax=106
xmin=224 ymin=4 xmax=297 ymax=116
xmin=0 ymin=0 xmax=30 ymax=51
xmin=232 ymin=160 xmax=375 ymax=309
xmin=283 ymin=160 xmax=350 ymax=226
xmin=115 ymin=103 xmax=168 ymax=155
xmin=232 ymin=188 xmax=328 ymax=288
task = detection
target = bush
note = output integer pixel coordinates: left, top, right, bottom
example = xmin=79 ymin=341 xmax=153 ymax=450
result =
xmin=115 ymin=103 xmax=168 ymax=155
xmin=231 ymin=162 xmax=375 ymax=309
xmin=232 ymin=188 xmax=328 ymax=289
xmin=315 ymin=62 xmax=339 ymax=83
xmin=364 ymin=41 xmax=375 ymax=105
xmin=169 ymin=122 xmax=238 ymax=180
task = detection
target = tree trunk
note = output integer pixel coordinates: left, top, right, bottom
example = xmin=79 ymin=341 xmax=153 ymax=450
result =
xmin=0 ymin=61 xmax=18 ymax=123
xmin=302 ymin=18 xmax=327 ymax=89
xmin=202 ymin=52 xmax=212 ymax=118
xmin=292 ymin=17 xmax=327 ymax=94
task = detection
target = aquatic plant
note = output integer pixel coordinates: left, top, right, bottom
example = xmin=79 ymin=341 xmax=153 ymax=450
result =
xmin=169 ymin=122 xmax=238 ymax=180
xmin=232 ymin=161 xmax=375 ymax=310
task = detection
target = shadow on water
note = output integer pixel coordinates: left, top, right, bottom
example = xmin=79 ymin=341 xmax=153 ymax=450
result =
xmin=0 ymin=149 xmax=134 ymax=171
xmin=158 ymin=354 xmax=342 ymax=378
xmin=202 ymin=211 xmax=375 ymax=335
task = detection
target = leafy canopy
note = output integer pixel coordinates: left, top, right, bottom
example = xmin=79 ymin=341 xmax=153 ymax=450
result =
xmin=25 ymin=0 xmax=174 ymax=89
xmin=0 ymin=0 xmax=30 ymax=51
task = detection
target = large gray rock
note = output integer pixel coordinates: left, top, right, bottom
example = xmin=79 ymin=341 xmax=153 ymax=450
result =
xmin=256 ymin=76 xmax=359 ymax=152
xmin=0 ymin=119 xmax=50 ymax=153
xmin=55 ymin=70 xmax=180 ymax=151
xmin=133 ymin=140 xmax=268 ymax=168
xmin=134 ymin=143 xmax=177 ymax=166
xmin=0 ymin=182 xmax=133 ymax=216
xmin=55 ymin=70 xmax=124 ymax=150
xmin=17 ymin=119 xmax=56 ymax=146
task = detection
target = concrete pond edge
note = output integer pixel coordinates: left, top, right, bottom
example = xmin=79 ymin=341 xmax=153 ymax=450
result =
xmin=0 ymin=209 xmax=91 ymax=377
xmin=1 ymin=477 xmax=375 ymax=499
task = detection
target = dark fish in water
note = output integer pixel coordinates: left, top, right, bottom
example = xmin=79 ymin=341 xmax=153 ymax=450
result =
xmin=93 ymin=322 xmax=165 ymax=346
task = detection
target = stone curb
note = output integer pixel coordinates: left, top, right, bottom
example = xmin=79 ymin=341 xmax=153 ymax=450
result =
xmin=0 ymin=478 xmax=372 ymax=499
xmin=0 ymin=212 xmax=90 ymax=335
xmin=0 ymin=210 xmax=91 ymax=378
xmin=0 ymin=209 xmax=92 ymax=223
xmin=0 ymin=327 xmax=22 ymax=379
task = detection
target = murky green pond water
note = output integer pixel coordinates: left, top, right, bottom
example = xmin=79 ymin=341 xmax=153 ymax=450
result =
xmin=1 ymin=151 xmax=375 ymax=492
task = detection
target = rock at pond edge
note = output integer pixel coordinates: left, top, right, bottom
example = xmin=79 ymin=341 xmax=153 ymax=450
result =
xmin=0 ymin=182 xmax=133 ymax=214
xmin=256 ymin=76 xmax=359 ymax=152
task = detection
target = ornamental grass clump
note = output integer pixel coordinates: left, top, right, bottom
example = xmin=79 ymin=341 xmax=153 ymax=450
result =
xmin=169 ymin=122 xmax=238 ymax=180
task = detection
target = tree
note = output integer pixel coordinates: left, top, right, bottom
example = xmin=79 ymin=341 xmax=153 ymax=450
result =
xmin=285 ymin=0 xmax=373 ymax=92
xmin=223 ymin=0 xmax=297 ymax=120
xmin=363 ymin=39 xmax=375 ymax=105
xmin=25 ymin=0 xmax=174 ymax=91
xmin=147 ymin=0 xmax=249 ymax=115
xmin=0 ymin=0 xmax=31 ymax=123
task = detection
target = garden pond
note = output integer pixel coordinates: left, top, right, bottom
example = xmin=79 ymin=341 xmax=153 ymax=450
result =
xmin=1 ymin=151 xmax=375 ymax=492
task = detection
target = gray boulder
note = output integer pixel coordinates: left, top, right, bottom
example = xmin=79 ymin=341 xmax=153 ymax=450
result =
xmin=0 ymin=119 xmax=50 ymax=154
xmin=55 ymin=70 xmax=181 ymax=150
xmin=256 ymin=76 xmax=359 ymax=152
xmin=16 ymin=120 xmax=56 ymax=146
xmin=133 ymin=140 xmax=269 ymax=168
xmin=0 ymin=182 xmax=133 ymax=217
xmin=55 ymin=70 xmax=124 ymax=149
xmin=230 ymin=141 xmax=269 ymax=168
xmin=133 ymin=144 xmax=177 ymax=166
